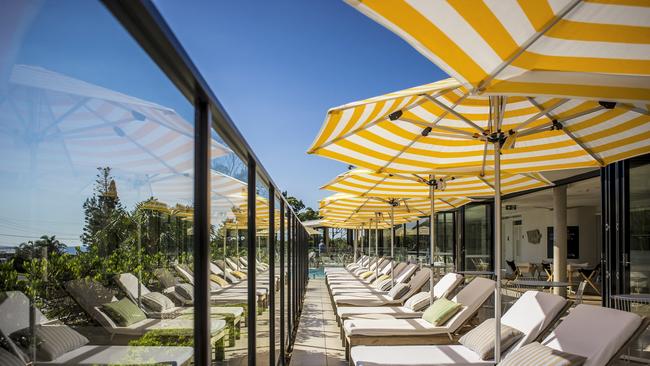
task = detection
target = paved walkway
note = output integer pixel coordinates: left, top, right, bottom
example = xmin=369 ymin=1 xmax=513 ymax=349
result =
xmin=290 ymin=278 xmax=346 ymax=366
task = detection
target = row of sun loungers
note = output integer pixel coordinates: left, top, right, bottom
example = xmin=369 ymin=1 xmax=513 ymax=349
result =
xmin=325 ymin=256 xmax=649 ymax=366
xmin=0 ymin=258 xmax=277 ymax=365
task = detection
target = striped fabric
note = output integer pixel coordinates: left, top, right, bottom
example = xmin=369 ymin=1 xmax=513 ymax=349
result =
xmin=345 ymin=0 xmax=650 ymax=104
xmin=308 ymin=79 xmax=650 ymax=174
xmin=458 ymin=318 xmax=523 ymax=360
xmin=323 ymin=168 xmax=551 ymax=198
xmin=11 ymin=324 xmax=89 ymax=361
xmin=319 ymin=193 xmax=468 ymax=225
xmin=2 ymin=65 xmax=229 ymax=176
xmin=499 ymin=341 xmax=586 ymax=366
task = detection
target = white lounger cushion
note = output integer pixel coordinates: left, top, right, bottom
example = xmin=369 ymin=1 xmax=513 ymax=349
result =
xmin=501 ymin=291 xmax=567 ymax=353
xmin=542 ymin=304 xmax=642 ymax=366
xmin=350 ymin=344 xmax=493 ymax=366
xmin=336 ymin=294 xmax=400 ymax=307
xmin=338 ymin=306 xmax=419 ymax=319
xmin=343 ymin=278 xmax=495 ymax=337
xmin=39 ymin=345 xmax=194 ymax=365
xmin=432 ymin=273 xmax=464 ymax=299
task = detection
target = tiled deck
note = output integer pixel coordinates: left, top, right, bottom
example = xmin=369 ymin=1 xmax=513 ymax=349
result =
xmin=290 ymin=278 xmax=347 ymax=366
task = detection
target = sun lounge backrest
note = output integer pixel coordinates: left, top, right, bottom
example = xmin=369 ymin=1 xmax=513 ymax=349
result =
xmin=225 ymin=258 xmax=239 ymax=270
xmin=432 ymin=273 xmax=463 ymax=299
xmin=396 ymin=269 xmax=431 ymax=301
xmin=379 ymin=261 xmax=394 ymax=276
xmin=445 ymin=277 xmax=495 ymax=332
xmin=542 ymin=304 xmax=643 ymax=366
xmin=395 ymin=264 xmax=417 ymax=284
xmin=175 ymin=264 xmax=195 ymax=284
xmin=209 ymin=262 xmax=224 ymax=276
xmin=0 ymin=291 xmax=48 ymax=335
xmin=502 ymin=291 xmax=567 ymax=353
xmin=65 ymin=278 xmax=118 ymax=327
xmin=154 ymin=268 xmax=178 ymax=288
xmin=389 ymin=262 xmax=406 ymax=279
xmin=116 ymin=273 xmax=151 ymax=303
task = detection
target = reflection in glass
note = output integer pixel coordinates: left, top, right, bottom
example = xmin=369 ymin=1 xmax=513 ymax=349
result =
xmin=630 ymin=162 xmax=650 ymax=294
xmin=464 ymin=205 xmax=492 ymax=271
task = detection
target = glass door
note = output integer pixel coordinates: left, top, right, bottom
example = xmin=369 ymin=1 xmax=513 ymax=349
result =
xmin=628 ymin=159 xmax=650 ymax=294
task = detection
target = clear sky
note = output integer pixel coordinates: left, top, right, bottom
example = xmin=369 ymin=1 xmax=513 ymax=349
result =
xmin=153 ymin=0 xmax=449 ymax=209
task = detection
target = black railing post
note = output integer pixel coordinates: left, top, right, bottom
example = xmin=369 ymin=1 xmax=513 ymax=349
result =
xmin=193 ymin=96 xmax=211 ymax=366
xmin=268 ymin=188 xmax=276 ymax=365
xmin=247 ymin=155 xmax=257 ymax=366
xmin=279 ymin=200 xmax=286 ymax=364
xmin=287 ymin=208 xmax=292 ymax=342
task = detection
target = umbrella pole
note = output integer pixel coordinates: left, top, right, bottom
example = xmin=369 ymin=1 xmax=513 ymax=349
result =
xmin=429 ymin=175 xmax=436 ymax=305
xmin=494 ymin=135 xmax=503 ymax=363
xmin=353 ymin=227 xmax=358 ymax=263
xmin=375 ymin=215 xmax=379 ymax=279
xmin=391 ymin=205 xmax=395 ymax=288
xmin=137 ymin=217 xmax=142 ymax=308
xmin=223 ymin=228 xmax=227 ymax=260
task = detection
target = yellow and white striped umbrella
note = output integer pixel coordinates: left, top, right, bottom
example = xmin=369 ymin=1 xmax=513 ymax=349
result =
xmin=323 ymin=168 xmax=551 ymax=199
xmin=320 ymin=193 xmax=469 ymax=219
xmin=345 ymin=0 xmax=650 ymax=104
xmin=308 ymin=78 xmax=650 ymax=174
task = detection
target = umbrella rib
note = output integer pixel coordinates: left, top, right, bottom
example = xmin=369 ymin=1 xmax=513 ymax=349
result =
xmin=377 ymin=135 xmax=422 ymax=173
xmin=513 ymin=99 xmax=569 ymax=132
xmin=476 ymin=0 xmax=583 ymax=92
xmin=524 ymin=100 xmax=606 ymax=165
xmin=361 ymin=175 xmax=390 ymax=197
xmin=478 ymin=175 xmax=495 ymax=191
xmin=42 ymin=97 xmax=90 ymax=135
xmin=422 ymin=93 xmax=484 ymax=133
xmin=438 ymin=197 xmax=456 ymax=209
xmin=310 ymin=89 xmax=445 ymax=153
xmin=619 ymin=104 xmax=650 ymax=116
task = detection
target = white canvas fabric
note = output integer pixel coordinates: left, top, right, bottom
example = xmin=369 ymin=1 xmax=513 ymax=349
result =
xmin=38 ymin=345 xmax=194 ymax=365
xmin=404 ymin=292 xmax=432 ymax=311
xmin=432 ymin=273 xmax=464 ymax=299
xmin=350 ymin=344 xmax=492 ymax=366
xmin=501 ymin=291 xmax=567 ymax=354
xmin=542 ymin=304 xmax=642 ymax=366
xmin=337 ymin=306 xmax=419 ymax=320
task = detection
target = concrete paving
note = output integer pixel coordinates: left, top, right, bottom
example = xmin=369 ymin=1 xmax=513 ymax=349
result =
xmin=290 ymin=279 xmax=346 ymax=366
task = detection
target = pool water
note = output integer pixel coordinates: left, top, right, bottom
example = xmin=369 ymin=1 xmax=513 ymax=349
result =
xmin=309 ymin=268 xmax=325 ymax=279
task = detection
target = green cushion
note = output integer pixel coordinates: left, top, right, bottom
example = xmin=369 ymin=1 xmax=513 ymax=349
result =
xmin=101 ymin=298 xmax=147 ymax=326
xmin=422 ymin=298 xmax=461 ymax=326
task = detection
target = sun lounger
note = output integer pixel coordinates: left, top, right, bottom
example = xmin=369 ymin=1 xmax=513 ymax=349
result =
xmin=65 ymin=278 xmax=228 ymax=361
xmin=342 ymin=277 xmax=495 ymax=359
xmin=329 ymin=263 xmax=416 ymax=295
xmin=509 ymin=304 xmax=649 ymax=366
xmin=349 ymin=290 xmax=571 ymax=366
xmin=116 ymin=273 xmax=243 ymax=346
xmin=336 ymin=273 xmax=464 ymax=322
xmin=333 ymin=269 xmax=431 ymax=307
xmin=0 ymin=291 xmax=193 ymax=365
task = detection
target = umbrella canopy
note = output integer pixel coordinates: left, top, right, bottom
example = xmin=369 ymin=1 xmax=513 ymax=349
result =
xmin=1 ymin=65 xmax=230 ymax=176
xmin=344 ymin=0 xmax=650 ymax=104
xmin=323 ymin=168 xmax=552 ymax=199
xmin=308 ymin=78 xmax=650 ymax=174
xmin=319 ymin=193 xmax=469 ymax=218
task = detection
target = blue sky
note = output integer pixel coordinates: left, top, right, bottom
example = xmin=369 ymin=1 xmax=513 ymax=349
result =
xmin=0 ymin=0 xmax=448 ymax=246
xmin=153 ymin=0 xmax=448 ymax=208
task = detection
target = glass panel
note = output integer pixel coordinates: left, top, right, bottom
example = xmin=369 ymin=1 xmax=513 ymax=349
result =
xmin=0 ymin=1 xmax=197 ymax=364
xmin=210 ymin=139 xmax=248 ymax=363
xmin=630 ymin=161 xmax=650 ymax=294
xmin=255 ymin=176 xmax=271 ymax=364
xmin=273 ymin=195 xmax=282 ymax=364
xmin=464 ymin=205 xmax=492 ymax=271
xmin=435 ymin=212 xmax=455 ymax=271
xmin=404 ymin=221 xmax=419 ymax=262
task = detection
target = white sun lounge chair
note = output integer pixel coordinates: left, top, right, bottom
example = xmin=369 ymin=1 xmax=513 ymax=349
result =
xmin=327 ymin=257 xmax=385 ymax=280
xmin=116 ymin=273 xmax=244 ymax=346
xmin=333 ymin=269 xmax=431 ymax=307
xmin=336 ymin=273 xmax=464 ymax=322
xmin=342 ymin=277 xmax=495 ymax=359
xmin=329 ymin=263 xmax=416 ymax=295
xmin=0 ymin=291 xmax=193 ymax=365
xmin=349 ymin=290 xmax=571 ymax=366
xmin=328 ymin=262 xmax=407 ymax=287
xmin=65 ymin=279 xmax=228 ymax=361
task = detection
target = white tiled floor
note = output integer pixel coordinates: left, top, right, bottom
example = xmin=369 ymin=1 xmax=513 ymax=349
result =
xmin=290 ymin=279 xmax=347 ymax=366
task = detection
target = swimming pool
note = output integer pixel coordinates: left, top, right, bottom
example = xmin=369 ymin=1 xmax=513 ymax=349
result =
xmin=308 ymin=267 xmax=325 ymax=279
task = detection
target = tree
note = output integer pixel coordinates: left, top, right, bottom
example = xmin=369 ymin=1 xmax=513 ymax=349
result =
xmin=282 ymin=191 xmax=321 ymax=221
xmin=299 ymin=207 xmax=320 ymax=222
xmin=80 ymin=167 xmax=126 ymax=255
